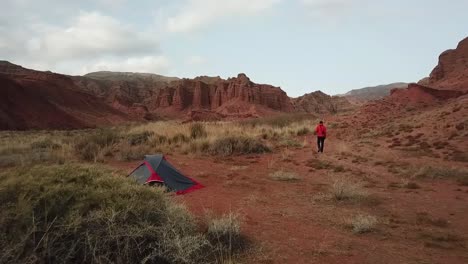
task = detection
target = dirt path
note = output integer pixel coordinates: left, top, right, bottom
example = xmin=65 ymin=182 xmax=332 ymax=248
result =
xmin=112 ymin=135 xmax=468 ymax=263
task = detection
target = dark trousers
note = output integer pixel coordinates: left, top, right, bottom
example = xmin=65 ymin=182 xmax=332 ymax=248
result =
xmin=317 ymin=137 xmax=325 ymax=152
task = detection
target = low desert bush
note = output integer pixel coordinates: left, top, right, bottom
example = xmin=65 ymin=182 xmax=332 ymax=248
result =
xmin=331 ymin=177 xmax=368 ymax=202
xmin=75 ymin=141 xmax=100 ymax=161
xmin=209 ymin=136 xmax=270 ymax=156
xmin=149 ymin=134 xmax=169 ymax=146
xmin=296 ymin=127 xmax=310 ymax=136
xmin=269 ymin=170 xmax=300 ymax=181
xmin=207 ymin=213 xmax=247 ymax=258
xmin=116 ymin=143 xmax=149 ymax=161
xmin=190 ymin=123 xmax=208 ymax=139
xmin=306 ymin=159 xmax=332 ymax=170
xmin=30 ymin=139 xmax=61 ymax=150
xmin=187 ymin=140 xmax=211 ymax=154
xmin=419 ymin=232 xmax=465 ymax=249
xmin=279 ymin=138 xmax=302 ymax=148
xmin=414 ymin=166 xmax=468 ymax=186
xmin=0 ymin=164 xmax=217 ymax=263
xmin=416 ymin=212 xmax=449 ymax=227
xmin=126 ymin=130 xmax=154 ymax=145
xmin=170 ymin=133 xmax=190 ymax=144
xmin=349 ymin=214 xmax=378 ymax=234
xmin=74 ymin=129 xmax=120 ymax=161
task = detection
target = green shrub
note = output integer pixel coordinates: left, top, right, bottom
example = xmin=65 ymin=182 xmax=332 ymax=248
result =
xmin=209 ymin=136 xmax=270 ymax=156
xmin=0 ymin=165 xmax=214 ymax=263
xmin=190 ymin=123 xmax=207 ymax=139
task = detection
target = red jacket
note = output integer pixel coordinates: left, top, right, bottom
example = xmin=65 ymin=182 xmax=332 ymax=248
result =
xmin=315 ymin=124 xmax=327 ymax=137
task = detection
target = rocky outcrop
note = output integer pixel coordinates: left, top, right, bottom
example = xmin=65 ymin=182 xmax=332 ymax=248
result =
xmin=159 ymin=74 xmax=293 ymax=113
xmin=292 ymin=91 xmax=354 ymax=114
xmin=425 ymin=37 xmax=468 ymax=91
xmin=389 ymin=83 xmax=466 ymax=105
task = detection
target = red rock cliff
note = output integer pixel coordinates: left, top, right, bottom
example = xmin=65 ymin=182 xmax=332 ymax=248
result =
xmin=426 ymin=37 xmax=468 ymax=91
xmin=146 ymin=73 xmax=294 ymax=117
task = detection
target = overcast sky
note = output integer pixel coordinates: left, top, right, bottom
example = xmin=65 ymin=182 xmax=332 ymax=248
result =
xmin=1 ymin=0 xmax=467 ymax=96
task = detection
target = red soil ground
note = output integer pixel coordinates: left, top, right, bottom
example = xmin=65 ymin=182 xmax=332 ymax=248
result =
xmin=113 ymin=135 xmax=468 ymax=264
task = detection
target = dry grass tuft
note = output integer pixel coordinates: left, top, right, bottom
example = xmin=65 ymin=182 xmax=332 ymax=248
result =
xmin=269 ymin=170 xmax=301 ymax=181
xmin=416 ymin=212 xmax=449 ymax=228
xmin=190 ymin=123 xmax=208 ymax=139
xmin=331 ymin=177 xmax=368 ymax=202
xmin=349 ymin=214 xmax=378 ymax=234
xmin=206 ymin=213 xmax=248 ymax=261
xmin=414 ymin=166 xmax=468 ymax=186
xmin=209 ymin=136 xmax=270 ymax=156
xmin=126 ymin=130 xmax=154 ymax=145
xmin=419 ymin=232 xmax=465 ymax=249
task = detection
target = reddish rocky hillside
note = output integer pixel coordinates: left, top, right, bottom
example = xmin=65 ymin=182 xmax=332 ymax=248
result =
xmin=292 ymin=91 xmax=355 ymax=115
xmin=333 ymin=37 xmax=468 ymax=157
xmin=421 ymin=37 xmax=468 ymax=91
xmin=0 ymin=62 xmax=301 ymax=129
xmin=0 ymin=71 xmax=130 ymax=130
xmin=79 ymin=72 xmax=295 ymax=120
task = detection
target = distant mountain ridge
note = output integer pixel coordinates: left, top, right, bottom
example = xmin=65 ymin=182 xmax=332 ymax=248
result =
xmin=343 ymin=82 xmax=409 ymax=104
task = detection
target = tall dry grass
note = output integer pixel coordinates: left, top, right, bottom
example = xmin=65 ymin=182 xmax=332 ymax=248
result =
xmin=0 ymin=115 xmax=317 ymax=165
xmin=0 ymin=164 xmax=247 ymax=263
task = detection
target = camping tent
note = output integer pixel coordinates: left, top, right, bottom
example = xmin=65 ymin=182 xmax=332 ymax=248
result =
xmin=129 ymin=154 xmax=204 ymax=195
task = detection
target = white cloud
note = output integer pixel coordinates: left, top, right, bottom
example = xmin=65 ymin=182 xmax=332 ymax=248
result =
xmin=167 ymin=0 xmax=282 ymax=33
xmin=185 ymin=55 xmax=206 ymax=66
xmin=79 ymin=56 xmax=171 ymax=74
xmin=300 ymin=0 xmax=368 ymax=20
xmin=0 ymin=8 xmax=167 ymax=75
xmin=37 ymin=12 xmax=159 ymax=60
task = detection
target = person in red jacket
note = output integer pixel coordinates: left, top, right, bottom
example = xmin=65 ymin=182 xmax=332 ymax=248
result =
xmin=315 ymin=120 xmax=327 ymax=153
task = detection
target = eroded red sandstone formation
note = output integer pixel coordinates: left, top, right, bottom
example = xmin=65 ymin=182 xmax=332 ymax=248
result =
xmin=0 ymin=62 xmax=297 ymax=129
xmin=82 ymin=72 xmax=295 ymax=119
xmin=425 ymin=37 xmax=468 ymax=91
xmin=150 ymin=73 xmax=293 ymax=113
